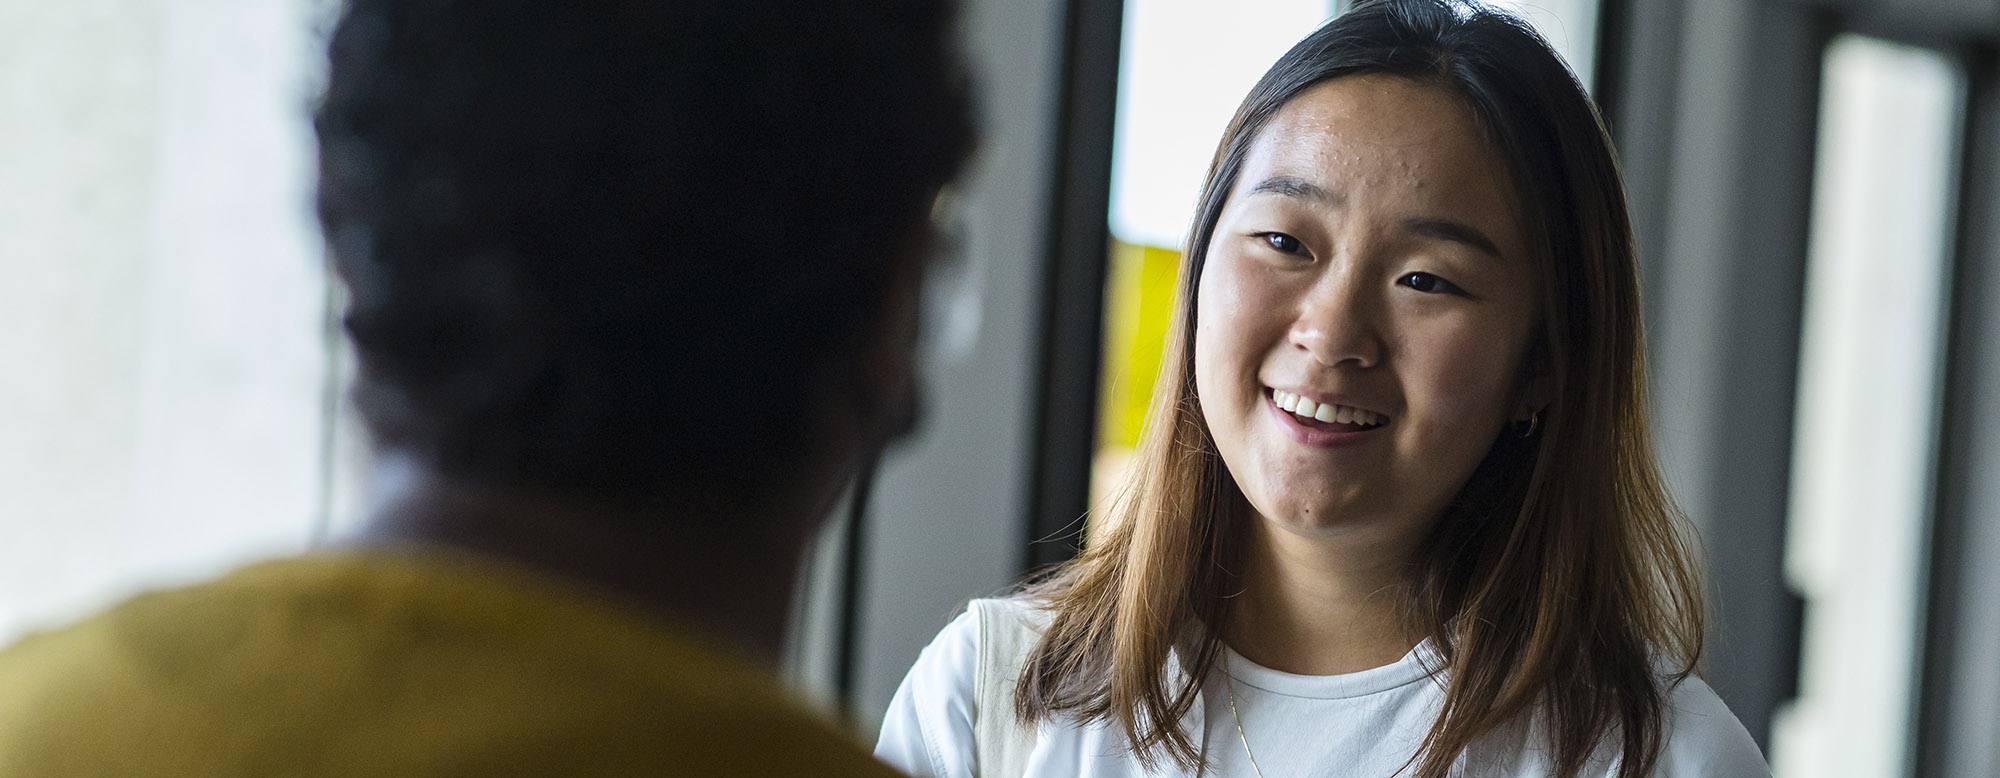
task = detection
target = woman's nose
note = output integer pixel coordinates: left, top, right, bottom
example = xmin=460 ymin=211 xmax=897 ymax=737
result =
xmin=1287 ymin=272 xmax=1383 ymax=369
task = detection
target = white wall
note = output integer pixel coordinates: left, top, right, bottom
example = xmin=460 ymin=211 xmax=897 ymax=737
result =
xmin=0 ymin=0 xmax=357 ymax=643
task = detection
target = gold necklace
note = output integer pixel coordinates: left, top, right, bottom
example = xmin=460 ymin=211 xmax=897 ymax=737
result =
xmin=1223 ymin=660 xmax=1269 ymax=778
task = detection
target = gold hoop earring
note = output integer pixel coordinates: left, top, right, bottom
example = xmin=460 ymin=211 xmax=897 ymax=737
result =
xmin=1519 ymin=410 xmax=1541 ymax=439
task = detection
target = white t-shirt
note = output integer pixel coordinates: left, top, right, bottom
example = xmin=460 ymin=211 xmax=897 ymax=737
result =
xmin=876 ymin=599 xmax=1770 ymax=778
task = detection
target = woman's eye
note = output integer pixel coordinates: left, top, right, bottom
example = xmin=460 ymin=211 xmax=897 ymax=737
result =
xmin=1398 ymin=271 xmax=1465 ymax=295
xmin=1258 ymin=232 xmax=1305 ymax=255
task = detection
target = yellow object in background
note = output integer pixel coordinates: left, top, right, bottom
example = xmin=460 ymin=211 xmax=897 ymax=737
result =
xmin=1091 ymin=240 xmax=1183 ymax=517
xmin=1098 ymin=240 xmax=1184 ymax=451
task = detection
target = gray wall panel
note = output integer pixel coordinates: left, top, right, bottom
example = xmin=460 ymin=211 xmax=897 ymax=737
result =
xmin=1621 ymin=0 xmax=1825 ymax=749
xmin=1919 ymin=51 xmax=2000 ymax=778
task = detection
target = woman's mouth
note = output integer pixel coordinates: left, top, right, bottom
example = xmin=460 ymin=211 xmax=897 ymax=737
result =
xmin=1269 ymin=388 xmax=1389 ymax=429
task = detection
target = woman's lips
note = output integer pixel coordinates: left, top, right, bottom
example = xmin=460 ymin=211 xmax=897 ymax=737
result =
xmin=1265 ymin=388 xmax=1387 ymax=448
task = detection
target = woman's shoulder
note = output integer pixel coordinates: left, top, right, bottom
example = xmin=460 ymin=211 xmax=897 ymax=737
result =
xmin=1649 ymin=674 xmax=1771 ymax=777
xmin=906 ymin=597 xmax=1052 ymax=693
xmin=1497 ymin=672 xmax=1769 ymax=777
xmin=912 ymin=597 xmax=1049 ymax=670
xmin=873 ymin=596 xmax=1052 ymax=778
xmin=969 ymin=596 xmax=1056 ymax=639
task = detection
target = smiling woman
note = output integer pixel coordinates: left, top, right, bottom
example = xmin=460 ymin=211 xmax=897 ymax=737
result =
xmin=1195 ymin=76 xmax=1542 ymax=562
xmin=875 ymin=2 xmax=1767 ymax=777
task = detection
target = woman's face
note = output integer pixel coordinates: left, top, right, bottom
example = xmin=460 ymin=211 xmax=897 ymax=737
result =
xmin=1193 ymin=74 xmax=1542 ymax=545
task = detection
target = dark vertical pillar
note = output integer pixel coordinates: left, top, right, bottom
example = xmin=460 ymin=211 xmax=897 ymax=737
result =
xmin=1025 ymin=0 xmax=1123 ymax=572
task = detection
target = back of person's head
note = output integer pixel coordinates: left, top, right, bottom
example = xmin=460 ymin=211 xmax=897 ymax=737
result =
xmin=315 ymin=0 xmax=975 ymax=513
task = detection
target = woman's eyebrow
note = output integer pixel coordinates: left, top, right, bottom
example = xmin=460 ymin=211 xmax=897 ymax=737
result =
xmin=1248 ymin=175 xmax=1340 ymax=205
xmin=1403 ymin=217 xmax=1503 ymax=260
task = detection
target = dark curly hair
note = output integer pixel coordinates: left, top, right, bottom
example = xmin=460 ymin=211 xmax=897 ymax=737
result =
xmin=315 ymin=0 xmax=975 ymax=504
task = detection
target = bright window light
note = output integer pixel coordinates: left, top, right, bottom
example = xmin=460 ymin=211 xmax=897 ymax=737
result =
xmin=1772 ymin=34 xmax=1963 ymax=778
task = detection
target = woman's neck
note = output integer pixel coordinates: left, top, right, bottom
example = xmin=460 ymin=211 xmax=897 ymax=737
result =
xmin=1224 ymin=514 xmax=1426 ymax=676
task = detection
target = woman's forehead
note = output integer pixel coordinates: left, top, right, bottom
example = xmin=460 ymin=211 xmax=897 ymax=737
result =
xmin=1248 ymin=79 xmax=1507 ymax=187
xmin=1230 ymin=75 xmax=1523 ymax=248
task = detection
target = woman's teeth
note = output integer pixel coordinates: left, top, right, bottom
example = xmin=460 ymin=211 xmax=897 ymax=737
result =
xmin=1270 ymin=389 xmax=1385 ymax=427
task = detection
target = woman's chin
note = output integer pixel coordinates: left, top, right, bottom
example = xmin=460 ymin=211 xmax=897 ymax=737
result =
xmin=1248 ymin=488 xmax=1444 ymax=544
xmin=1253 ymin=501 xmax=1379 ymax=538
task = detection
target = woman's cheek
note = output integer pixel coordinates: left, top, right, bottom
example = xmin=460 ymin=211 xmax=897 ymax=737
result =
xmin=1200 ymin=254 xmax=1246 ymax=320
xmin=1196 ymin=257 xmax=1252 ymax=356
xmin=1419 ymin=325 xmax=1524 ymax=430
xmin=1207 ymin=254 xmax=1292 ymax=343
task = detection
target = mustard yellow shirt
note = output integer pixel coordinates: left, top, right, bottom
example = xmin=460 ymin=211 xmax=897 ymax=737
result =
xmin=0 ymin=551 xmax=901 ymax=778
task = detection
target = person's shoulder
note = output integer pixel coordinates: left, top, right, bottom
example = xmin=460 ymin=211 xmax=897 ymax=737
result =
xmin=0 ymin=592 xmax=133 ymax=722
xmin=874 ymin=596 xmax=1052 ymax=777
xmin=899 ymin=598 xmax=1030 ymax=695
xmin=1651 ymin=674 xmax=1771 ymax=777
xmin=921 ymin=601 xmax=983 ymax=673
xmin=970 ymin=595 xmax=1056 ymax=639
xmin=0 ymin=562 xmax=335 ymax=774
xmin=913 ymin=596 xmax=1050 ymax=675
xmin=0 ymin=554 xmax=902 ymax=777
xmin=969 ymin=594 xmax=1049 ymax=618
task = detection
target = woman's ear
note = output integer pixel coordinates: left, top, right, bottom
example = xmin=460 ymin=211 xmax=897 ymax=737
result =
xmin=1516 ymin=371 xmax=1553 ymax=421
xmin=1510 ymin=334 xmax=1554 ymax=423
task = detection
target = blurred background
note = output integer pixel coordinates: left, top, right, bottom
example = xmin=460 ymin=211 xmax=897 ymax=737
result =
xmin=3 ymin=0 xmax=1997 ymax=776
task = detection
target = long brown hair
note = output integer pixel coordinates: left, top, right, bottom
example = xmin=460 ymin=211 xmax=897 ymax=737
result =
xmin=1014 ymin=2 xmax=1706 ymax=776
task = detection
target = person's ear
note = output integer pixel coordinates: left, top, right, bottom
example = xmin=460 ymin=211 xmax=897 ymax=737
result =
xmin=1510 ymin=338 xmax=1553 ymax=433
xmin=851 ymin=212 xmax=935 ymax=450
xmin=1517 ymin=370 xmax=1552 ymax=417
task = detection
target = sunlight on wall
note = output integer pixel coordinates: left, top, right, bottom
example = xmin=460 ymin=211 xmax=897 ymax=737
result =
xmin=0 ymin=0 xmax=363 ymax=643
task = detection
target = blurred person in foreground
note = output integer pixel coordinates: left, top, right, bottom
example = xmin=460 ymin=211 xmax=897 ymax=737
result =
xmin=0 ymin=0 xmax=972 ymax=775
